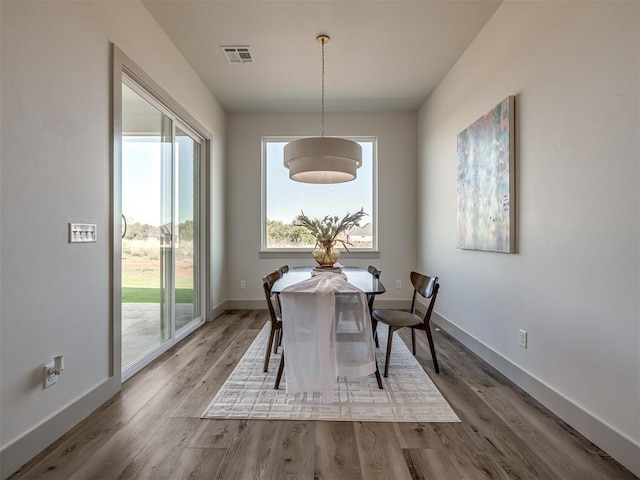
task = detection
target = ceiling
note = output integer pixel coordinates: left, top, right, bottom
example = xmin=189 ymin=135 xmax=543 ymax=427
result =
xmin=142 ymin=1 xmax=502 ymax=113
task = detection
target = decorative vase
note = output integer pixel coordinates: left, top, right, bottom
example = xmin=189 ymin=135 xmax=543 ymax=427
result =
xmin=312 ymin=240 xmax=340 ymax=267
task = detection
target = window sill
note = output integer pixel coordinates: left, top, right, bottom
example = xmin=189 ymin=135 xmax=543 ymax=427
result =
xmin=259 ymin=250 xmax=380 ymax=259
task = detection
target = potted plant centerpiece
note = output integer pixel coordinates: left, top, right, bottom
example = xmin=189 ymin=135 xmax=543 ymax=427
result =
xmin=294 ymin=208 xmax=367 ymax=267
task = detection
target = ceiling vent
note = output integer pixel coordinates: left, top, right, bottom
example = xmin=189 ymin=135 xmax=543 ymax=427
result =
xmin=220 ymin=46 xmax=253 ymax=64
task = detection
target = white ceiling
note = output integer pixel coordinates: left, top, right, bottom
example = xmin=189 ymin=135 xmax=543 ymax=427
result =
xmin=142 ymin=0 xmax=501 ymax=113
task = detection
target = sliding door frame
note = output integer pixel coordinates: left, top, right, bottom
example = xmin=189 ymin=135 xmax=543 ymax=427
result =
xmin=112 ymin=45 xmax=212 ymax=382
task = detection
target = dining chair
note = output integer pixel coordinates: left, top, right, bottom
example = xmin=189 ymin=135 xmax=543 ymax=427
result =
xmin=366 ymin=265 xmax=382 ymax=347
xmin=262 ymin=269 xmax=283 ymax=372
xmin=275 ymin=265 xmax=289 ymax=342
xmin=371 ymin=271 xmax=440 ymax=376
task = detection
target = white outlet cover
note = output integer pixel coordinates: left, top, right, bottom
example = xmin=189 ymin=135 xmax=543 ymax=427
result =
xmin=43 ymin=364 xmax=57 ymax=388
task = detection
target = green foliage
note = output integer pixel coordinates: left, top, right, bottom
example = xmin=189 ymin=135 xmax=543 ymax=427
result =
xmin=121 ymin=287 xmax=194 ymax=303
xmin=126 ymin=222 xmax=160 ymax=241
xmin=267 ymin=219 xmax=315 ymax=247
xmin=179 ymin=220 xmax=194 ymax=241
xmin=125 ymin=220 xmax=193 ymax=241
xmin=293 ymin=208 xmax=367 ymax=251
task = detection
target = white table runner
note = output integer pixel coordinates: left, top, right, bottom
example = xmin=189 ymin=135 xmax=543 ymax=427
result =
xmin=280 ymin=272 xmax=376 ymax=402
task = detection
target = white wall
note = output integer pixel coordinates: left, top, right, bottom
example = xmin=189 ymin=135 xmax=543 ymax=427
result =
xmin=0 ymin=1 xmax=226 ymax=477
xmin=226 ymin=112 xmax=417 ymax=307
xmin=418 ymin=1 xmax=639 ymax=474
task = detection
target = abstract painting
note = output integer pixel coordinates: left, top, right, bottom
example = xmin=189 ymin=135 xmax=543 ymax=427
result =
xmin=457 ymin=96 xmax=515 ymax=253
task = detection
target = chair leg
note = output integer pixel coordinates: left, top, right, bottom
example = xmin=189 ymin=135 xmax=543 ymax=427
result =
xmin=384 ymin=326 xmax=394 ymax=377
xmin=263 ymin=325 xmax=276 ymax=373
xmin=425 ymin=327 xmax=440 ymax=374
xmin=273 ymin=329 xmax=279 ymax=352
xmin=374 ymin=357 xmax=383 ymax=389
xmin=274 ymin=353 xmax=285 ymax=389
xmin=367 ymin=295 xmax=380 ymax=348
xmin=411 ymin=328 xmax=416 ymax=355
xmin=372 ymin=318 xmax=380 ymax=348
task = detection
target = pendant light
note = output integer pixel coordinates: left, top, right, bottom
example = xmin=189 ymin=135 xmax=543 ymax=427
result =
xmin=284 ymin=34 xmax=362 ymax=183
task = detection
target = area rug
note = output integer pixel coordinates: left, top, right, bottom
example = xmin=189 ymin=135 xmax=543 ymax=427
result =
xmin=201 ymin=324 xmax=460 ymax=422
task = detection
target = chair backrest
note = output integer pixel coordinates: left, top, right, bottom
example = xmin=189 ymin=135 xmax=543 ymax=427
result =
xmin=366 ymin=266 xmax=382 ymax=310
xmin=262 ymin=270 xmax=283 ymax=324
xmin=367 ymin=265 xmax=382 ymax=279
xmin=409 ymin=271 xmax=440 ymax=325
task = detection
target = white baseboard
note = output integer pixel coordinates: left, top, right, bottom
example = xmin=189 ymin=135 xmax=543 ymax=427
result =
xmin=432 ymin=312 xmax=640 ymax=478
xmin=0 ymin=377 xmax=120 ymax=480
xmin=211 ymin=300 xmax=228 ymax=320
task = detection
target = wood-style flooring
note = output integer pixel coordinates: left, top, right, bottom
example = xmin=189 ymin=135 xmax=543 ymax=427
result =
xmin=9 ymin=310 xmax=637 ymax=479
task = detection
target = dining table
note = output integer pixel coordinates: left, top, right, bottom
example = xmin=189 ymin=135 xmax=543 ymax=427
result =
xmin=272 ymin=265 xmax=386 ymax=397
xmin=271 ymin=265 xmax=387 ymax=297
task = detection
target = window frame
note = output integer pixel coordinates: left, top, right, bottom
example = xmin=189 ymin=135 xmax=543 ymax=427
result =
xmin=260 ymin=135 xmax=378 ymax=253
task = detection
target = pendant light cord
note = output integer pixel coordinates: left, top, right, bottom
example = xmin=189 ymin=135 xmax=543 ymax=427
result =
xmin=321 ymin=37 xmax=325 ymax=137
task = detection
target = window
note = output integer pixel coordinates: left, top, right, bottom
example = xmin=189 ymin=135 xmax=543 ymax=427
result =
xmin=262 ymin=137 xmax=377 ymax=251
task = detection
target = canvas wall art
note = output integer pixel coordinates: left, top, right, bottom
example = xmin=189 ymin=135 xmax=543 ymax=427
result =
xmin=457 ymin=96 xmax=515 ymax=253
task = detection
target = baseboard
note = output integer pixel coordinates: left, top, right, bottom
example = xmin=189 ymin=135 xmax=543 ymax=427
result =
xmin=223 ymin=299 xmax=266 ymax=310
xmin=222 ymin=298 xmax=412 ymax=311
xmin=0 ymin=377 xmax=120 ymax=480
xmin=432 ymin=312 xmax=640 ymax=477
xmin=210 ymin=300 xmax=228 ymax=320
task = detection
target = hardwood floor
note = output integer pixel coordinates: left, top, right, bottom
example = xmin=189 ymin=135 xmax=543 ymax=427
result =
xmin=9 ymin=310 xmax=637 ymax=480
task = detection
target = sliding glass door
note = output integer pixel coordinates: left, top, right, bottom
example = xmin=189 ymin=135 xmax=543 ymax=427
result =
xmin=121 ymin=77 xmax=203 ymax=379
xmin=174 ymin=127 xmax=200 ymax=335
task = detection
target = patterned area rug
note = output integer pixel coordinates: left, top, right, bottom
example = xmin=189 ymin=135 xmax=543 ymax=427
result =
xmin=202 ymin=324 xmax=460 ymax=422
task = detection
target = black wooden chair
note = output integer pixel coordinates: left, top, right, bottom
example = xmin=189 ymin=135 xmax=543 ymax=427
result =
xmin=262 ymin=269 xmax=283 ymax=372
xmin=366 ymin=265 xmax=382 ymax=347
xmin=371 ymin=271 xmax=440 ymax=376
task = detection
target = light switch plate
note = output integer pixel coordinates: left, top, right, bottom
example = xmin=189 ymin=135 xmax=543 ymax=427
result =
xmin=69 ymin=223 xmax=97 ymax=243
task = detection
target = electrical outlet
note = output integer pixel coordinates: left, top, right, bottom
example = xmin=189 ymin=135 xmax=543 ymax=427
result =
xmin=396 ymin=280 xmax=402 ymax=289
xmin=43 ymin=363 xmax=57 ymax=389
xmin=519 ymin=329 xmax=528 ymax=349
xmin=240 ymin=280 xmax=246 ymax=289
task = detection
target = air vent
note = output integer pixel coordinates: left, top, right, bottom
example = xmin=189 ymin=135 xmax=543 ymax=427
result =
xmin=220 ymin=45 xmax=253 ymax=64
